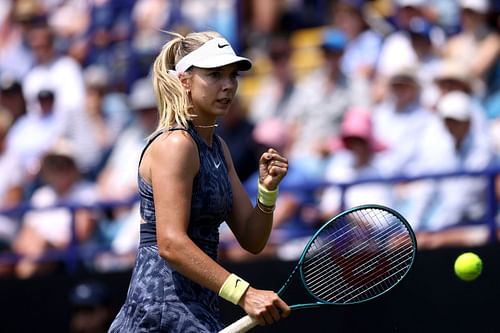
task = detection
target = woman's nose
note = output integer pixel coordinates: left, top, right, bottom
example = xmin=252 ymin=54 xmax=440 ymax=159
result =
xmin=221 ymin=76 xmax=237 ymax=91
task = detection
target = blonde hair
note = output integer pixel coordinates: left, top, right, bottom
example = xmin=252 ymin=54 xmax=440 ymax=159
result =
xmin=151 ymin=30 xmax=222 ymax=134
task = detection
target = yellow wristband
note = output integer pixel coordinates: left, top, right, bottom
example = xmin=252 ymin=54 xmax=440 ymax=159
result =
xmin=218 ymin=273 xmax=250 ymax=305
xmin=257 ymin=182 xmax=279 ymax=207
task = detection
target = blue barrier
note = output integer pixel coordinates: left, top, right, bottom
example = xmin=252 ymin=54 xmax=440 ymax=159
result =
xmin=0 ymin=167 xmax=498 ymax=272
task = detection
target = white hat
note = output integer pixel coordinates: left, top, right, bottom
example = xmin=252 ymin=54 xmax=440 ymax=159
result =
xmin=129 ymin=78 xmax=157 ymax=110
xmin=436 ymin=91 xmax=472 ymax=121
xmin=396 ymin=0 xmax=426 ymax=8
xmin=459 ymin=0 xmax=489 ymax=13
xmin=175 ymin=38 xmax=252 ymax=73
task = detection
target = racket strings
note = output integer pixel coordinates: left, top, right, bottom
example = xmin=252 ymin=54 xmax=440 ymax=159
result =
xmin=307 ymin=244 xmax=412 ymax=304
xmin=304 ymin=213 xmax=409 ymax=277
xmin=311 ymin=244 xmax=414 ymax=303
xmin=309 ymin=222 xmax=411 ymax=277
xmin=304 ymin=226 xmax=412 ymax=291
xmin=301 ymin=208 xmax=414 ymax=304
xmin=304 ymin=208 xmax=397 ymax=264
xmin=305 ymin=224 xmax=412 ymax=299
xmin=306 ymin=228 xmax=413 ymax=303
xmin=304 ymin=218 xmax=406 ymax=270
xmin=337 ymin=255 xmax=414 ymax=303
xmin=305 ymin=209 xmax=410 ymax=268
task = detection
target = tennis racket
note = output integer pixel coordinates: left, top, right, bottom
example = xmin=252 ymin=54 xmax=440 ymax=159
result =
xmin=220 ymin=204 xmax=417 ymax=333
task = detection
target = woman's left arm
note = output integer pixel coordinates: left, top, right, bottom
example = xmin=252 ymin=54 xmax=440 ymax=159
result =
xmin=220 ymin=139 xmax=288 ymax=254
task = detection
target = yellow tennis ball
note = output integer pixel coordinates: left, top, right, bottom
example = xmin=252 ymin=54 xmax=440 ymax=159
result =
xmin=454 ymin=252 xmax=482 ymax=281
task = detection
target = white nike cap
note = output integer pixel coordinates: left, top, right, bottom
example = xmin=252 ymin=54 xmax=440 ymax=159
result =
xmin=175 ymin=38 xmax=252 ymax=73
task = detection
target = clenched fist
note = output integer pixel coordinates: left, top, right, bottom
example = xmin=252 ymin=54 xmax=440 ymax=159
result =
xmin=258 ymin=148 xmax=288 ymax=190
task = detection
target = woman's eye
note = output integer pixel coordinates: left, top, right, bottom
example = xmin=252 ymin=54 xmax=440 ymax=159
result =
xmin=209 ymin=72 xmax=221 ymax=79
xmin=231 ymin=72 xmax=240 ymax=79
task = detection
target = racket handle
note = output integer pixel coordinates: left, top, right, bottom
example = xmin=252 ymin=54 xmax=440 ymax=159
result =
xmin=219 ymin=315 xmax=258 ymax=333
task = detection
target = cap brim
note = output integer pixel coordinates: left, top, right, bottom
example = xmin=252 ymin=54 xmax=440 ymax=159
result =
xmin=193 ymin=55 xmax=252 ymax=71
xmin=327 ymin=136 xmax=387 ymax=153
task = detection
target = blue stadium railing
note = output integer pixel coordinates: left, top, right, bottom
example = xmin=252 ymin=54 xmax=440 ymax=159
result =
xmin=0 ymin=166 xmax=498 ymax=273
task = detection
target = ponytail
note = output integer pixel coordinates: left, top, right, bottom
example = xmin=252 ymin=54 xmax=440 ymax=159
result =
xmin=151 ymin=33 xmax=192 ymax=133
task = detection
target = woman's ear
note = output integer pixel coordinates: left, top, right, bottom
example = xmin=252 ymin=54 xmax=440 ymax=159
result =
xmin=179 ymin=73 xmax=191 ymax=92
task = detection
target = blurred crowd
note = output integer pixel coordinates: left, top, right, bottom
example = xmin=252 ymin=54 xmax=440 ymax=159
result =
xmin=0 ymin=0 xmax=499 ymax=278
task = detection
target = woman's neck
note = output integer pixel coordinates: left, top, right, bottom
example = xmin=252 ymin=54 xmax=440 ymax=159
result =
xmin=192 ymin=123 xmax=216 ymax=146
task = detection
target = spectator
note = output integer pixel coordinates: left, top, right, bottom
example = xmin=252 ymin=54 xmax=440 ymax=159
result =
xmin=371 ymin=67 xmax=449 ymax=230
xmin=23 ymin=20 xmax=85 ymax=122
xmin=6 ymin=89 xmax=64 ymax=180
xmin=130 ymin=0 xmax=174 ymax=80
xmin=372 ymin=67 xmax=437 ymax=177
xmin=424 ymin=0 xmax=460 ymax=33
xmin=239 ymin=0 xmax=285 ymax=56
xmin=331 ymin=0 xmax=383 ymax=80
xmin=318 ymin=107 xmax=393 ymax=220
xmin=0 ymin=0 xmax=34 ymax=80
xmin=375 ymin=0 xmax=426 ymax=80
xmin=373 ymin=68 xmax=458 ymax=230
xmin=417 ymin=91 xmax=495 ymax=247
xmin=430 ymin=92 xmax=493 ymax=226
xmin=372 ymin=0 xmax=446 ymax=102
xmin=82 ymin=65 xmax=130 ymax=178
xmin=22 ymin=20 xmax=101 ymax=173
xmin=433 ymin=60 xmax=489 ymax=134
xmin=83 ymin=0 xmax=135 ymax=89
xmin=46 ymin=0 xmax=91 ymax=63
xmin=284 ymin=28 xmax=369 ymax=180
xmin=441 ymin=0 xmax=499 ymax=91
xmin=406 ymin=17 xmax=443 ymax=108
xmin=247 ymin=33 xmax=296 ymax=124
xmin=12 ymin=142 xmax=99 ymax=279
xmin=0 ymin=75 xmax=27 ymax=124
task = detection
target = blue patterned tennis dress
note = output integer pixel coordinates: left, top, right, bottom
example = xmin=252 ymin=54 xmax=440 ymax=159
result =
xmin=109 ymin=123 xmax=232 ymax=332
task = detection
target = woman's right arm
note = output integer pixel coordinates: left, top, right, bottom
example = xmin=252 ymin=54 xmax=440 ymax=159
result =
xmin=142 ymin=131 xmax=290 ymax=326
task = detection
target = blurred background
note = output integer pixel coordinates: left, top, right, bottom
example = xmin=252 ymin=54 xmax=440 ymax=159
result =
xmin=0 ymin=0 xmax=499 ymax=332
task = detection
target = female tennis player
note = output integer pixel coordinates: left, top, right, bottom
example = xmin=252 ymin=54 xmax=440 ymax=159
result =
xmin=108 ymin=31 xmax=290 ymax=332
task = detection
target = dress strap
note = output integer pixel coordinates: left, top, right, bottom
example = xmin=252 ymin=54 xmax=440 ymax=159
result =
xmin=138 ymin=128 xmax=189 ymax=167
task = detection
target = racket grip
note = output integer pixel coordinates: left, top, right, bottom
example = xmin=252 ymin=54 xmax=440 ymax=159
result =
xmin=219 ymin=315 xmax=258 ymax=333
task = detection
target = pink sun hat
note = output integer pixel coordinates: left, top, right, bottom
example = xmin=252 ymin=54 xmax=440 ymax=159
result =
xmin=328 ymin=107 xmax=387 ymax=153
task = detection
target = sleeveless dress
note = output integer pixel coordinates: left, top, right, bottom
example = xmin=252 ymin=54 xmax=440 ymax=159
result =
xmin=109 ymin=123 xmax=233 ymax=332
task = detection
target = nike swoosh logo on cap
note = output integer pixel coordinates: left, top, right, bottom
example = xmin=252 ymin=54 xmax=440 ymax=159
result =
xmin=218 ymin=43 xmax=229 ymax=48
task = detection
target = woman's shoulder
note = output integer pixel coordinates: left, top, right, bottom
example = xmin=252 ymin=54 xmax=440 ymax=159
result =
xmin=140 ymin=129 xmax=199 ymax=180
xmin=150 ymin=128 xmax=196 ymax=152
xmin=148 ymin=129 xmax=199 ymax=166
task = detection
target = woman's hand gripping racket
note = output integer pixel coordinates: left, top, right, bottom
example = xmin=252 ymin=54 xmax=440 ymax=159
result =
xmin=220 ymin=204 xmax=417 ymax=333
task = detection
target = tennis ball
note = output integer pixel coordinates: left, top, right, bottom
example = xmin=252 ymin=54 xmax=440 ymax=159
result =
xmin=454 ymin=252 xmax=482 ymax=281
